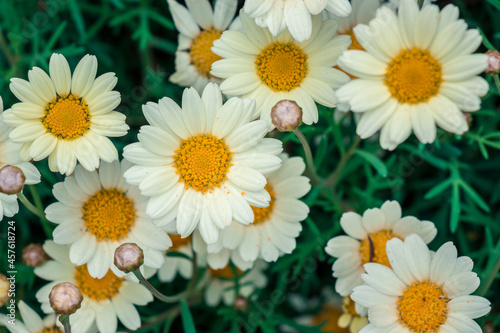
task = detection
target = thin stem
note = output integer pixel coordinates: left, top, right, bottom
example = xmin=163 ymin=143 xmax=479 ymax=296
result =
xmin=187 ymin=245 xmax=198 ymax=292
xmin=325 ymin=136 xmax=361 ymax=189
xmin=293 ymin=128 xmax=321 ymax=185
xmin=133 ymin=269 xmax=189 ymax=303
xmin=17 ymin=192 xmax=46 ymax=220
xmin=59 ymin=315 xmax=71 ymax=333
xmin=493 ymin=75 xmax=500 ymax=96
xmin=28 ymin=185 xmax=53 ymax=237
xmin=479 ymin=257 xmax=500 ymax=297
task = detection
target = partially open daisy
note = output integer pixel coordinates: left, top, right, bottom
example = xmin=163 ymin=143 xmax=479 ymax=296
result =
xmin=168 ymin=0 xmax=241 ymax=93
xmin=35 ymin=241 xmax=153 ymax=332
xmin=2 ymin=53 xmax=128 ymax=175
xmin=193 ymin=155 xmax=310 ymax=270
xmin=243 ymin=0 xmax=351 ymax=42
xmin=204 ymin=260 xmax=267 ymax=306
xmin=123 ymin=83 xmax=282 ymax=244
xmin=45 ymin=159 xmax=171 ymax=279
xmin=351 ymin=234 xmax=491 ymax=333
xmin=335 ymin=0 xmax=489 ymax=150
xmin=325 ymin=200 xmax=437 ymax=297
xmin=0 ymin=98 xmax=41 ymax=219
xmin=211 ymin=12 xmax=350 ymax=125
xmin=0 ymin=300 xmax=63 ymax=333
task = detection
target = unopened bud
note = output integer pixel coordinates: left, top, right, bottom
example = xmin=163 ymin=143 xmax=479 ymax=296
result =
xmin=0 ymin=274 xmax=10 ymax=307
xmin=234 ymin=295 xmax=248 ymax=311
xmin=23 ymin=244 xmax=48 ymax=268
xmin=485 ymin=50 xmax=500 ymax=75
xmin=462 ymin=112 xmax=473 ymax=127
xmin=114 ymin=243 xmax=144 ymax=273
xmin=49 ymin=282 xmax=83 ymax=315
xmin=0 ymin=165 xmax=26 ymax=195
xmin=271 ymin=100 xmax=303 ymax=131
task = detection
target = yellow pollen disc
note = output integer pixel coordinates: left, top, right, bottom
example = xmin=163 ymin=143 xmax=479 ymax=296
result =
xmin=251 ymin=183 xmax=275 ymax=225
xmin=311 ymin=304 xmax=348 ymax=333
xmin=43 ymin=94 xmax=90 ymax=140
xmin=74 ymin=265 xmax=124 ymax=301
xmin=173 ymin=134 xmax=232 ymax=193
xmin=255 ymin=42 xmax=308 ymax=92
xmin=82 ymin=188 xmax=136 ymax=242
xmin=385 ymin=48 xmax=442 ymax=104
xmin=359 ymin=230 xmax=400 ymax=267
xmin=40 ymin=327 xmax=63 ymax=333
xmin=169 ymin=234 xmax=191 ymax=251
xmin=398 ymin=280 xmax=449 ymax=332
xmin=209 ymin=265 xmax=243 ymax=280
xmin=190 ymin=28 xmax=223 ymax=78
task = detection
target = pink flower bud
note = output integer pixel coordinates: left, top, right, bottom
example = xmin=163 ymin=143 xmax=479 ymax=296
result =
xmin=114 ymin=243 xmax=144 ymax=273
xmin=485 ymin=50 xmax=500 ymax=75
xmin=23 ymin=244 xmax=49 ymax=268
xmin=271 ymin=100 xmax=303 ymax=132
xmin=0 ymin=165 xmax=26 ymax=195
xmin=49 ymin=282 xmax=83 ymax=315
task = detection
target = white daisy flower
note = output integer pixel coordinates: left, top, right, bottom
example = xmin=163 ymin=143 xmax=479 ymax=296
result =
xmin=2 ymin=53 xmax=129 ymax=175
xmin=351 ymin=234 xmax=491 ymax=333
xmin=122 ymin=83 xmax=283 ymax=244
xmin=325 ymin=200 xmax=437 ymax=297
xmin=243 ymin=0 xmax=352 ymax=42
xmin=336 ymin=0 xmax=489 ymax=150
xmin=0 ymin=98 xmax=41 ymax=219
xmin=35 ymin=241 xmax=153 ymax=333
xmin=211 ymin=12 xmax=351 ymax=125
xmin=204 ymin=260 xmax=268 ymax=306
xmin=45 ymin=159 xmax=171 ymax=279
xmin=193 ymin=155 xmax=310 ymax=270
xmin=168 ymin=0 xmax=241 ymax=93
xmin=0 ymin=300 xmax=67 ymax=333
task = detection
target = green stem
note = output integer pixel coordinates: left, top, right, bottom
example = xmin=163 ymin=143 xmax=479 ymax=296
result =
xmin=325 ymin=136 xmax=361 ymax=189
xmin=133 ymin=269 xmax=189 ymax=303
xmin=478 ymin=257 xmax=500 ymax=297
xmin=187 ymin=246 xmax=198 ymax=292
xmin=293 ymin=128 xmax=321 ymax=185
xmin=0 ymin=30 xmax=16 ymax=66
xmin=27 ymin=185 xmax=53 ymax=237
xmin=59 ymin=315 xmax=71 ymax=333
xmin=17 ymin=192 xmax=46 ymax=220
xmin=493 ymin=75 xmax=500 ymax=96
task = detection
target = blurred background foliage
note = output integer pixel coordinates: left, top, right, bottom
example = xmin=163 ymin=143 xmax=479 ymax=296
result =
xmin=1 ymin=0 xmax=500 ymax=332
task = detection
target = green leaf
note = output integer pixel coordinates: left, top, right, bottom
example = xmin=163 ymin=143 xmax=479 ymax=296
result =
xmin=424 ymin=179 xmax=452 ymax=199
xmin=180 ymin=301 xmax=197 ymax=333
xmin=450 ymin=182 xmax=461 ymax=233
xmin=314 ymin=135 xmax=328 ymax=169
xmin=68 ymin=0 xmax=86 ymax=39
xmin=459 ymin=180 xmax=491 ymax=212
xmin=354 ymin=149 xmax=388 ymax=177
xmin=486 ymin=0 xmax=500 ymax=13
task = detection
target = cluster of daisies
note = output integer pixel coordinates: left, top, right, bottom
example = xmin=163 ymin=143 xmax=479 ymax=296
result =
xmin=0 ymin=0 xmax=494 ymax=331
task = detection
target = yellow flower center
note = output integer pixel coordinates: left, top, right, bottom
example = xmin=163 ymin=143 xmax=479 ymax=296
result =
xmin=190 ymin=28 xmax=223 ymax=78
xmin=169 ymin=234 xmax=191 ymax=251
xmin=398 ymin=280 xmax=449 ymax=332
xmin=385 ymin=48 xmax=442 ymax=104
xmin=359 ymin=230 xmax=400 ymax=267
xmin=251 ymin=183 xmax=275 ymax=225
xmin=311 ymin=304 xmax=348 ymax=333
xmin=256 ymin=42 xmax=308 ymax=92
xmin=82 ymin=188 xmax=136 ymax=242
xmin=209 ymin=265 xmax=243 ymax=280
xmin=342 ymin=296 xmax=357 ymax=316
xmin=43 ymin=94 xmax=90 ymax=140
xmin=173 ymin=134 xmax=232 ymax=193
xmin=40 ymin=328 xmax=63 ymax=333
xmin=74 ymin=265 xmax=124 ymax=301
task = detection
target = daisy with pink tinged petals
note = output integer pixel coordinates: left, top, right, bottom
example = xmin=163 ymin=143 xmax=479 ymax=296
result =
xmin=243 ymin=0 xmax=351 ymax=42
xmin=336 ymin=0 xmax=488 ymax=150
xmin=351 ymin=234 xmax=491 ymax=333
xmin=123 ymin=83 xmax=282 ymax=245
xmin=2 ymin=54 xmax=128 ymax=175
xmin=45 ymin=159 xmax=171 ymax=279
xmin=325 ymin=200 xmax=437 ymax=297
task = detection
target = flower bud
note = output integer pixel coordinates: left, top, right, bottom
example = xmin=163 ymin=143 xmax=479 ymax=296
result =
xmin=49 ymin=282 xmax=83 ymax=315
xmin=23 ymin=244 xmax=48 ymax=268
xmin=271 ymin=100 xmax=303 ymax=132
xmin=462 ymin=112 xmax=472 ymax=127
xmin=114 ymin=243 xmax=144 ymax=273
xmin=0 ymin=165 xmax=26 ymax=195
xmin=485 ymin=50 xmax=500 ymax=75
xmin=234 ymin=295 xmax=248 ymax=311
xmin=0 ymin=274 xmax=10 ymax=307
